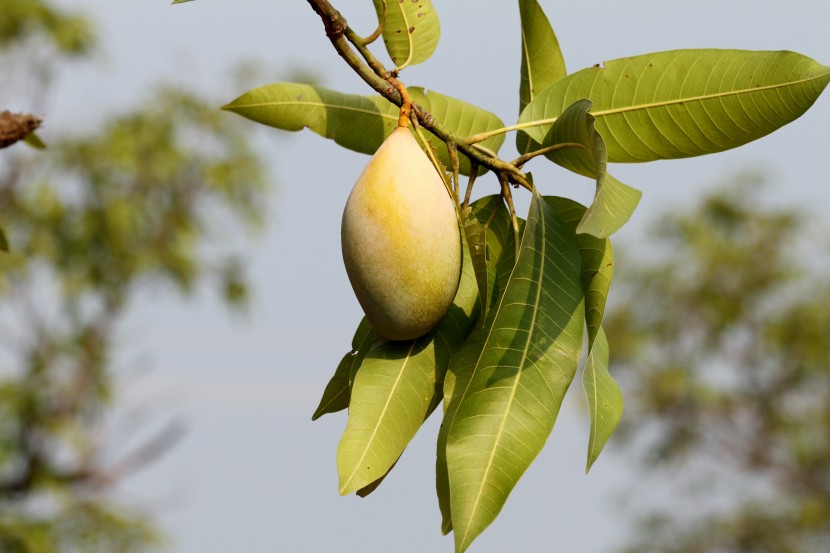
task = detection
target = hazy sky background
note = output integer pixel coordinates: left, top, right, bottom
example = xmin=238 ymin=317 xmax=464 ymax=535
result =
xmin=24 ymin=1 xmax=830 ymax=552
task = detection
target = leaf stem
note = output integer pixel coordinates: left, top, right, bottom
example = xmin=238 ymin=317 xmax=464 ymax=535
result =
xmin=354 ymin=0 xmax=386 ymax=45
xmin=344 ymin=26 xmax=389 ymax=79
xmin=389 ymin=77 xmax=412 ymax=128
xmin=448 ymin=142 xmax=460 ymax=202
xmin=465 ymin=117 xmax=558 ymax=145
xmin=512 ymin=142 xmax=589 ymax=169
xmin=499 ymin=173 xmax=522 ymax=256
xmin=462 ymin=165 xmax=479 ymax=212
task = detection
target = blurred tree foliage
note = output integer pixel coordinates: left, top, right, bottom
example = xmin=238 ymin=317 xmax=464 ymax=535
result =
xmin=606 ymin=176 xmax=830 ymax=553
xmin=0 ymin=1 xmax=267 ymax=552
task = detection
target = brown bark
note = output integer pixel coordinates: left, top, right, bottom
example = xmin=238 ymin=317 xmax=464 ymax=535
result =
xmin=0 ymin=111 xmax=43 ymax=149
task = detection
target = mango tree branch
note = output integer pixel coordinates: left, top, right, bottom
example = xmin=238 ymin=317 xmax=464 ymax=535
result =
xmin=305 ymin=0 xmax=532 ymax=190
xmin=0 ymin=111 xmax=42 ymax=149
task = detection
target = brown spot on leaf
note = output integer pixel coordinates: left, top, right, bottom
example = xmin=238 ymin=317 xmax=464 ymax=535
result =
xmin=409 ymin=26 xmax=415 ymax=33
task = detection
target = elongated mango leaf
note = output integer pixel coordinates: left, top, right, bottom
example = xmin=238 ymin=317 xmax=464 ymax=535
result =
xmin=518 ymin=0 xmax=566 ymax=112
xmin=337 ymin=236 xmax=480 ymax=496
xmin=223 ymin=83 xmax=395 ymax=155
xmin=171 ymin=0 xmax=194 ymax=4
xmin=581 ymin=327 xmax=621 ymax=472
xmin=312 ymin=318 xmax=376 ymax=421
xmin=437 ymin=196 xmax=521 ymax=535
xmin=545 ymin=196 xmax=620 ymax=471
xmin=516 ymin=0 xmax=566 ymax=154
xmin=518 ymin=49 xmax=830 ymax=162
xmin=544 ymin=197 xmax=613 ymax=343
xmin=462 ymin=208 xmax=488 ymax=318
xmin=373 ymin=0 xmax=440 ymax=69
xmin=222 ymin=83 xmax=503 ymax=176
xmin=443 ymin=190 xmax=585 ymax=552
xmin=543 ymin=99 xmax=641 ymax=237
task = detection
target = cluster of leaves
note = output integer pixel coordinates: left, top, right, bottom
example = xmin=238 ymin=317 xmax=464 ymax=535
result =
xmin=0 ymin=4 xmax=269 ymax=549
xmin=178 ymin=0 xmax=829 ymax=550
xmin=605 ymin=178 xmax=830 ymax=553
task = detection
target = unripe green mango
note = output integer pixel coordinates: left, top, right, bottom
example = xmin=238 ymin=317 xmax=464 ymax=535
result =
xmin=341 ymin=127 xmax=461 ymax=341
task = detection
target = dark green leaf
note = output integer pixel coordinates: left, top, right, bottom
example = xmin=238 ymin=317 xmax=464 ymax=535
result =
xmin=442 ymin=190 xmax=585 ymax=552
xmin=0 ymin=225 xmax=8 ymax=252
xmin=373 ymin=0 xmax=440 ymax=69
xmin=518 ymin=49 xmax=830 ymax=162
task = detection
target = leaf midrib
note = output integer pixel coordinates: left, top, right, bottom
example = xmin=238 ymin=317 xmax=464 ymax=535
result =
xmin=522 ymin=66 xmax=829 ymax=136
xmin=460 ymin=200 xmax=547 ymax=549
xmin=591 ymin=70 xmax=827 ymax=118
xmin=340 ymin=340 xmax=417 ymax=494
xmin=392 ymin=1 xmax=415 ymax=70
xmin=226 ymin=100 xmax=396 ymax=120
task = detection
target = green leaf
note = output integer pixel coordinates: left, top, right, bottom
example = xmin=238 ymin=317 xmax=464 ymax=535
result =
xmin=223 ymin=83 xmax=395 ymax=155
xmin=443 ymin=189 xmax=585 ymax=552
xmin=373 ymin=0 xmax=440 ymax=70
xmin=0 ymin=225 xmax=8 ymax=252
xmin=577 ymin=174 xmax=642 ymax=238
xmin=544 ymin=196 xmax=620 ymax=470
xmin=437 ymin=196 xmax=520 ymax=535
xmin=462 ymin=208 xmax=488 ymax=319
xmin=356 ymin=458 xmax=399 ymax=498
xmin=23 ymin=132 xmax=46 ymax=150
xmin=222 ymin=83 xmax=504 ymax=176
xmin=544 ymin=197 xmax=612 ymax=344
xmin=581 ymin=327 xmax=621 ymax=472
xmin=336 ymin=235 xmax=480 ymax=495
xmin=516 ymin=0 xmax=566 ymax=155
xmin=542 ymin=99 xmax=641 ymax=237
xmin=311 ymin=318 xmax=376 ymax=421
xmin=409 ymin=88 xmax=505 ymax=175
xmin=171 ymin=0 xmax=195 ymax=4
xmin=518 ymin=49 xmax=830 ymax=162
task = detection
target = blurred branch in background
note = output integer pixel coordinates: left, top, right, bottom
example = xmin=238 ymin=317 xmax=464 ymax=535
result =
xmin=605 ymin=175 xmax=830 ymax=553
xmin=0 ymin=1 xmax=269 ymax=551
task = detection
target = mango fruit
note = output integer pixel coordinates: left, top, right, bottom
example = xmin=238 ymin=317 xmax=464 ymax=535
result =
xmin=341 ymin=127 xmax=461 ymax=341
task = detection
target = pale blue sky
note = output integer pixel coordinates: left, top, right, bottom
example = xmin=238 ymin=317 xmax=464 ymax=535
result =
xmin=17 ymin=1 xmax=830 ymax=552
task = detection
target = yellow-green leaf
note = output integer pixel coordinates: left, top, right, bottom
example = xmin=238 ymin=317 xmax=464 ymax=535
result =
xmin=518 ymin=49 xmax=830 ymax=162
xmin=222 ymin=83 xmax=504 ymax=176
xmin=373 ymin=0 xmax=440 ymax=70
xmin=542 ymin=99 xmax=641 ymax=237
xmin=336 ymin=236 xmax=480 ymax=496
xmin=518 ymin=0 xmax=566 ymax=112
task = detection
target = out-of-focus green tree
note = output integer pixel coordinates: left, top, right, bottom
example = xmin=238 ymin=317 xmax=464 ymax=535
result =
xmin=0 ymin=1 xmax=267 ymax=551
xmin=605 ymin=175 xmax=830 ymax=553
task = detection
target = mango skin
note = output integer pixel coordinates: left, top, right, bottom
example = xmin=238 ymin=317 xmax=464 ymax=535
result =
xmin=341 ymin=127 xmax=461 ymax=341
